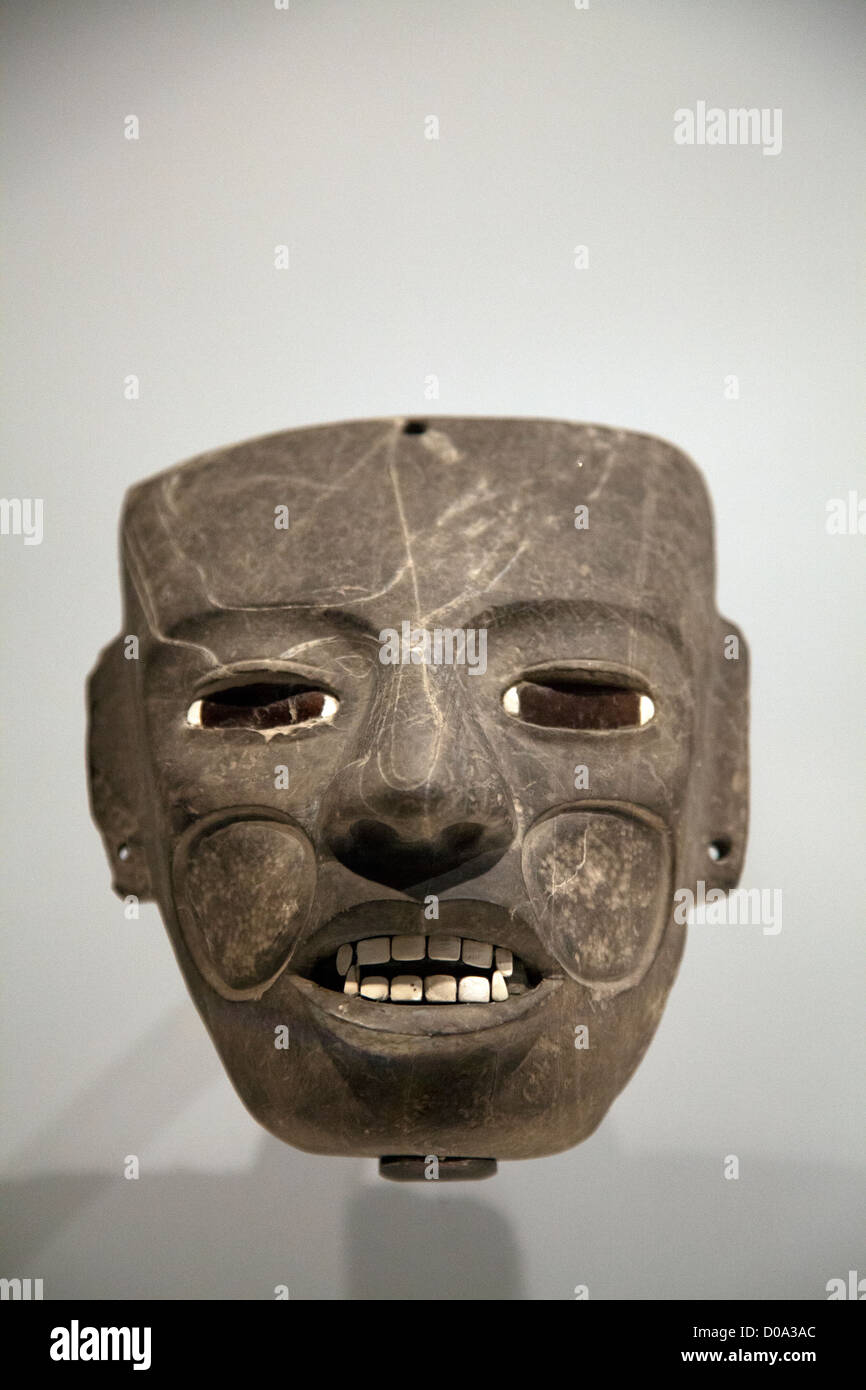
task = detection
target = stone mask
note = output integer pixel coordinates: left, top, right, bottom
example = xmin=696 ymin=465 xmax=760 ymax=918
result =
xmin=88 ymin=417 xmax=749 ymax=1180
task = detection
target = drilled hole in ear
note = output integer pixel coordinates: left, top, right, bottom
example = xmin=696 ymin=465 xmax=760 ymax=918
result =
xmin=708 ymin=838 xmax=731 ymax=863
xmin=403 ymin=419 xmax=427 ymax=435
xmin=117 ymin=844 xmax=131 ymax=862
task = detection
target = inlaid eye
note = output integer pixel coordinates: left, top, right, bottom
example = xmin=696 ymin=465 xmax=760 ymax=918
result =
xmin=187 ymin=682 xmax=338 ymax=732
xmin=502 ymin=677 xmax=654 ymax=730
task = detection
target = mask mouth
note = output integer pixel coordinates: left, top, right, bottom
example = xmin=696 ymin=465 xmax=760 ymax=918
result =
xmin=289 ymin=899 xmax=560 ymax=1035
xmin=307 ymin=933 xmax=539 ymax=1004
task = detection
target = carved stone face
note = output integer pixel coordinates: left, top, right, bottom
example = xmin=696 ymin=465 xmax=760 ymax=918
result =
xmin=88 ymin=418 xmax=748 ymax=1173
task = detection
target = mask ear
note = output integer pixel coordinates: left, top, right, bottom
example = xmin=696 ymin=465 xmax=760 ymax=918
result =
xmin=700 ymin=617 xmax=750 ymax=891
xmin=87 ymin=635 xmax=153 ymax=900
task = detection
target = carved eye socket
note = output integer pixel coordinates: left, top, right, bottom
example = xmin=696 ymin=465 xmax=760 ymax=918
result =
xmin=502 ymin=677 xmax=654 ymax=730
xmin=187 ymin=682 xmax=339 ymax=732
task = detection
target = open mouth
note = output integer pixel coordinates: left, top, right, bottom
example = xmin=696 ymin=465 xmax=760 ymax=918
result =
xmin=308 ymin=934 xmax=538 ymax=1003
xmin=289 ymin=899 xmax=561 ymax=1036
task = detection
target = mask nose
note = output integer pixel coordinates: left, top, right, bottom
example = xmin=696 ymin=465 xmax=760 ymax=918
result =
xmin=321 ymin=663 xmax=515 ymax=893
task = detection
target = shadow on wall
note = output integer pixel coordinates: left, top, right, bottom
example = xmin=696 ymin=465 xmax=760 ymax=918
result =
xmin=345 ymin=1187 xmax=524 ymax=1299
xmin=2 ymin=1129 xmax=863 ymax=1300
xmin=0 ymin=1140 xmax=521 ymax=1300
xmin=0 ymin=1001 xmax=862 ymax=1299
xmin=0 ymin=1001 xmax=522 ymax=1299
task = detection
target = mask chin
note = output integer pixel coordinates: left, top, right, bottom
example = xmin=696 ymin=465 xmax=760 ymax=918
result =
xmin=171 ymin=807 xmax=317 ymax=999
xmin=522 ymin=803 xmax=673 ymax=994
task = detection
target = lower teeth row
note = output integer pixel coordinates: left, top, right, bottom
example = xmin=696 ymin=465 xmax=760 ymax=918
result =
xmin=343 ymin=971 xmax=527 ymax=1003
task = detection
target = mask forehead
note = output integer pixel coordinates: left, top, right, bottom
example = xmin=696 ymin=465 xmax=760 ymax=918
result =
xmin=121 ymin=418 xmax=716 ymax=646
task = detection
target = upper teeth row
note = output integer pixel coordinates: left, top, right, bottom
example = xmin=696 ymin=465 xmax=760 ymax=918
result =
xmin=335 ymin=936 xmax=513 ymax=974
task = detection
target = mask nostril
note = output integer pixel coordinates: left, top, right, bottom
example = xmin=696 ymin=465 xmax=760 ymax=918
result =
xmin=329 ymin=818 xmax=502 ymax=894
xmin=444 ymin=822 xmax=481 ymax=852
xmin=708 ymin=838 xmax=731 ymax=863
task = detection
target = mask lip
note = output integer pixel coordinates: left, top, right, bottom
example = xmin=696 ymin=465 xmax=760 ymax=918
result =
xmin=292 ymin=898 xmax=558 ymax=979
xmin=289 ymin=972 xmax=563 ymax=1037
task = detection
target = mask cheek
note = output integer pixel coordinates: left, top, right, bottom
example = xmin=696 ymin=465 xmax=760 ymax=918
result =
xmin=522 ymin=807 xmax=673 ymax=993
xmin=172 ymin=814 xmax=316 ymax=999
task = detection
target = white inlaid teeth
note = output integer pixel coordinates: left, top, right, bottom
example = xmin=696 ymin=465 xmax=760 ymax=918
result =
xmin=356 ymin=937 xmax=390 ymax=966
xmin=359 ymin=976 xmax=389 ymax=1001
xmin=458 ymin=976 xmax=490 ymax=1003
xmin=325 ymin=935 xmax=533 ymax=1003
xmin=390 ymin=975 xmax=423 ymax=1002
xmin=425 ymin=974 xmax=457 ymax=1003
xmin=427 ymin=935 xmax=461 ymax=962
xmin=462 ymin=939 xmax=493 ymax=969
xmin=391 ymin=934 xmax=426 ymax=961
xmin=491 ymin=969 xmax=508 ymax=1002
xmin=495 ymin=947 xmax=513 ymax=978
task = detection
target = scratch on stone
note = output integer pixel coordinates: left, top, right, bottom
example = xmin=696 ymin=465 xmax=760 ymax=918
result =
xmin=385 ymin=429 xmax=445 ymax=757
xmin=432 ymin=479 xmax=496 ymax=529
xmin=125 ymin=524 xmax=221 ymax=665
xmin=419 ymin=538 xmax=529 ymax=626
xmin=586 ymin=451 xmax=617 ymax=501
xmin=281 ymin=427 xmax=395 ymax=541
xmin=387 ymin=437 xmax=422 ymax=620
xmin=421 ymin=428 xmax=462 ymax=465
xmin=549 ymin=824 xmax=589 ymax=899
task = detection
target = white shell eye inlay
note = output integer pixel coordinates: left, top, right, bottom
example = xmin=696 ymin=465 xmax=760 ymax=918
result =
xmin=502 ymin=678 xmax=655 ymax=730
xmin=639 ymin=695 xmax=655 ymax=725
xmin=186 ymin=683 xmax=338 ymax=734
xmin=502 ymin=686 xmax=520 ymax=716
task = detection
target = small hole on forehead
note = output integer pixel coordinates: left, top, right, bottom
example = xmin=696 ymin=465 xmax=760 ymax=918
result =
xmin=708 ymin=839 xmax=731 ymax=863
xmin=403 ymin=419 xmax=428 ymax=435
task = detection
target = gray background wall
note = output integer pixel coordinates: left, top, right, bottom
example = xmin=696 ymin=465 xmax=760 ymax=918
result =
xmin=1 ymin=0 xmax=863 ymax=1299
